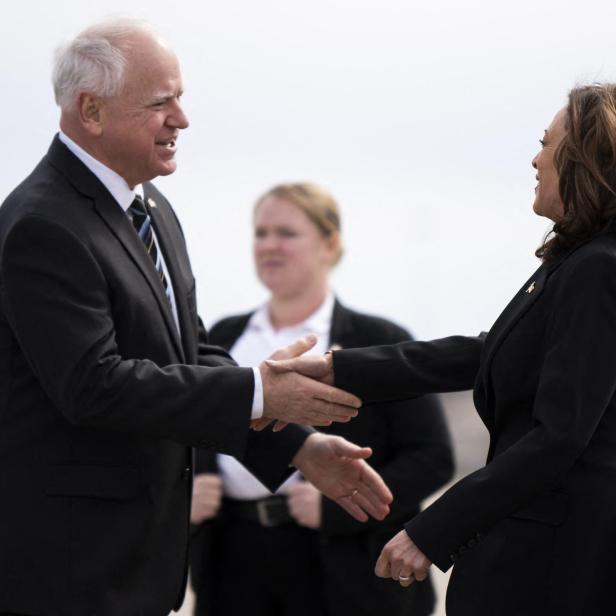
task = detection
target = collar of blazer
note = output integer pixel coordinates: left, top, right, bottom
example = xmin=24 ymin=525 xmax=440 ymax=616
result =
xmin=46 ymin=136 xmax=185 ymax=362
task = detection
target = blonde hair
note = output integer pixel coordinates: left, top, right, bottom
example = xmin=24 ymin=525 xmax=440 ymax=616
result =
xmin=255 ymin=182 xmax=344 ymax=265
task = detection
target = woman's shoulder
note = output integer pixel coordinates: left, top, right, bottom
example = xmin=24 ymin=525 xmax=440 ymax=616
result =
xmin=208 ymin=312 xmax=253 ymax=346
xmin=559 ymin=231 xmax=616 ymax=271
xmin=548 ymin=231 xmax=616 ymax=297
xmin=333 ymin=301 xmax=413 ymax=344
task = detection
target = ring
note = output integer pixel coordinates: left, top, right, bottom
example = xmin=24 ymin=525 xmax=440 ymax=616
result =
xmin=398 ymin=574 xmax=412 ymax=581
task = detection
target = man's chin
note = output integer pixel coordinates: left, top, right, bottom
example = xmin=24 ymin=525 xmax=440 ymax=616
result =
xmin=157 ymin=160 xmax=178 ymax=176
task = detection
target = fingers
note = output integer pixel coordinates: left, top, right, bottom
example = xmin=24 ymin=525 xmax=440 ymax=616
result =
xmin=267 ymin=355 xmax=332 ymax=383
xmin=266 ymin=357 xmax=311 ymax=375
xmin=349 ymin=483 xmax=391 ymax=521
xmin=250 ymin=417 xmax=273 ymax=431
xmin=332 ymin=438 xmax=372 ymax=460
xmin=307 ymin=396 xmax=360 ymax=420
xmin=269 ymin=335 xmax=318 ymax=361
xmin=312 ymin=382 xmax=361 ymax=410
xmin=335 ymin=492 xmax=369 ymax=523
xmin=374 ymin=531 xmax=432 ymax=588
xmin=397 ymin=573 xmax=415 ymax=588
xmin=375 ymin=550 xmax=391 ymax=578
xmin=354 ymin=459 xmax=394 ymax=508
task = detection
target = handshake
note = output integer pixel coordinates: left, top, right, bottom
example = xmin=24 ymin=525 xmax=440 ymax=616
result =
xmin=251 ymin=334 xmax=394 ymax=527
xmin=254 ymin=334 xmax=348 ymax=432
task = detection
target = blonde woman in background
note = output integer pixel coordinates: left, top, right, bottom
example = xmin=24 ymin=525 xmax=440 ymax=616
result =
xmin=189 ymin=182 xmax=453 ymax=616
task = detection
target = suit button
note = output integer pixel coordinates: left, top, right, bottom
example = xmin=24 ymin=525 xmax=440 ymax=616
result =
xmin=449 ymin=554 xmax=457 ymax=562
xmin=181 ymin=467 xmax=192 ymax=480
xmin=467 ymin=538 xmax=477 ymax=548
xmin=458 ymin=545 xmax=467 ymax=554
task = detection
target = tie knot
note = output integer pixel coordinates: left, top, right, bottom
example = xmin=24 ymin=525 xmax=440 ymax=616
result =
xmin=128 ymin=196 xmax=151 ymax=238
xmin=129 ymin=194 xmax=148 ymax=216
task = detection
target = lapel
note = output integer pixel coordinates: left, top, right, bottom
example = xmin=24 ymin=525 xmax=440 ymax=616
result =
xmin=479 ymin=263 xmax=548 ymax=373
xmin=475 ymin=247 xmax=582 ymax=429
xmin=46 ymin=136 xmax=185 ymax=361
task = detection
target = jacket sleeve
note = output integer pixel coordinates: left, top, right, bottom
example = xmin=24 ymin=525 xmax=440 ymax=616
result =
xmin=320 ymin=320 xmax=455 ymax=534
xmin=405 ymin=251 xmax=616 ymax=571
xmin=0 ymin=214 xmax=253 ymax=456
xmin=333 ymin=335 xmax=484 ymax=403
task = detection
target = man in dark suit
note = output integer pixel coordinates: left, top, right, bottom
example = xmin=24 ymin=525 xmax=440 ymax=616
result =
xmin=0 ymin=19 xmax=392 ymax=616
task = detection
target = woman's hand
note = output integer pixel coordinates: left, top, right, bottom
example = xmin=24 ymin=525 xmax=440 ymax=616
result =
xmin=375 ymin=529 xmax=432 ymax=587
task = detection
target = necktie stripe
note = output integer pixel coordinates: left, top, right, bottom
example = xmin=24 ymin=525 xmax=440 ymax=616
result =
xmin=128 ymin=196 xmax=172 ymax=305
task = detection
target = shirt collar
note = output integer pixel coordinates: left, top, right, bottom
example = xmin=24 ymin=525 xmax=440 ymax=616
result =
xmin=248 ymin=291 xmax=335 ymax=336
xmin=58 ymin=131 xmax=142 ymax=211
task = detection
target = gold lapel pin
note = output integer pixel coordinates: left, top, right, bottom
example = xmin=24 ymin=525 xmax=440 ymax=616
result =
xmin=525 ymin=281 xmax=536 ymax=294
xmin=147 ymin=198 xmax=157 ymax=208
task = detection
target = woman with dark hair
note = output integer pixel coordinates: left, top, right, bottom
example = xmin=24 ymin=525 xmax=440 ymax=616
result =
xmin=189 ymin=182 xmax=454 ymax=616
xmin=272 ymin=84 xmax=616 ymax=616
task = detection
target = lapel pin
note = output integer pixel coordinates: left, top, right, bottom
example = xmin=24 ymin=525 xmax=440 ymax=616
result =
xmin=147 ymin=198 xmax=157 ymax=208
xmin=329 ymin=343 xmax=343 ymax=351
xmin=525 ymin=281 xmax=536 ymax=294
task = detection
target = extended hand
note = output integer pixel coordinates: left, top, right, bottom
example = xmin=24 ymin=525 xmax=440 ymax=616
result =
xmin=292 ymin=433 xmax=393 ymax=522
xmin=190 ymin=473 xmax=223 ymax=524
xmin=375 ymin=530 xmax=432 ymax=587
xmin=287 ymin=481 xmax=322 ymax=529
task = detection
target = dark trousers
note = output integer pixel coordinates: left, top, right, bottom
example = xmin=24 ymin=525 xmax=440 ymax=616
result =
xmin=197 ymin=519 xmax=326 ymax=616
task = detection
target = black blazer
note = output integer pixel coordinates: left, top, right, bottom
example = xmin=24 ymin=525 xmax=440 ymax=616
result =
xmin=0 ymin=136 xmax=308 ymax=616
xmin=191 ymin=300 xmax=454 ymax=616
xmin=333 ymin=235 xmax=616 ymax=616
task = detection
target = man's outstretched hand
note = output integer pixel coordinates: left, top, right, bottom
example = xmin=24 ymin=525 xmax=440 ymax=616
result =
xmin=292 ymin=432 xmax=393 ymax=522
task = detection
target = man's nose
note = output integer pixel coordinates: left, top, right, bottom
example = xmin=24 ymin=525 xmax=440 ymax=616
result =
xmin=168 ymin=100 xmax=189 ymax=129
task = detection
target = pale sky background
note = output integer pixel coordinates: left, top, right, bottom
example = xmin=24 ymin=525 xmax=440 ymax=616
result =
xmin=2 ymin=0 xmax=616 ymax=340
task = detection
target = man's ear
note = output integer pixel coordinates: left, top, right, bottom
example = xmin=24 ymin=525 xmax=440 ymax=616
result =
xmin=78 ymin=93 xmax=104 ymax=136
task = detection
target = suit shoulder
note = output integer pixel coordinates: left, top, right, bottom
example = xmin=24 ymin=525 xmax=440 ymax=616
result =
xmin=558 ymin=233 xmax=616 ymax=274
xmin=209 ymin=313 xmax=253 ymax=345
xmin=548 ymin=234 xmax=616 ymax=301
xmin=338 ymin=304 xmax=413 ymax=344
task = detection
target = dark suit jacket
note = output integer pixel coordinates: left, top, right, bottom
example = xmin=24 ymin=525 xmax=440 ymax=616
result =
xmin=0 ymin=136 xmax=308 ymax=616
xmin=333 ymin=234 xmax=616 ymax=615
xmin=191 ymin=300 xmax=454 ymax=616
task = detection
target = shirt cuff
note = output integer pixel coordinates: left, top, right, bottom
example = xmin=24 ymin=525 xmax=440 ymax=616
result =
xmin=251 ymin=366 xmax=264 ymax=419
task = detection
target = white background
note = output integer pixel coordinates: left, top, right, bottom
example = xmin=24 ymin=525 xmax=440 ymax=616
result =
xmin=3 ymin=0 xmax=616 ymax=338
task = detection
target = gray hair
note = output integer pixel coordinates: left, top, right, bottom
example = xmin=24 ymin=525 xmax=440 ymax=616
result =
xmin=52 ymin=18 xmax=156 ymax=111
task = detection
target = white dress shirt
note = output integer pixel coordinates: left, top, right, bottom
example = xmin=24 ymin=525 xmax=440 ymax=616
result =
xmin=218 ymin=292 xmax=335 ymax=499
xmin=57 ymin=131 xmax=264 ymax=418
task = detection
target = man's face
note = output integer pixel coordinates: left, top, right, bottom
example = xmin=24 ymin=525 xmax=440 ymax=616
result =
xmin=97 ymin=35 xmax=189 ymax=187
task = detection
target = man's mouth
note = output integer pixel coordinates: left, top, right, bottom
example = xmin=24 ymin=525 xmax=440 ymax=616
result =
xmin=156 ymin=137 xmax=177 ymax=149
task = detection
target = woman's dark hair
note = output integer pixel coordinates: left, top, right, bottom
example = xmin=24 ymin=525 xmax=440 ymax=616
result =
xmin=537 ymin=84 xmax=616 ymax=262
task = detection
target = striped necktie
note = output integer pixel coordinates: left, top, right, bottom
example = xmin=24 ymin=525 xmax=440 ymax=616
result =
xmin=128 ymin=195 xmax=172 ymax=304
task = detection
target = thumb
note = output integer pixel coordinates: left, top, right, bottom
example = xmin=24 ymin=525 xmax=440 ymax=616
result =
xmin=269 ymin=334 xmax=318 ymax=361
xmin=333 ymin=437 xmax=372 ymax=460
xmin=265 ymin=357 xmax=298 ymax=373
